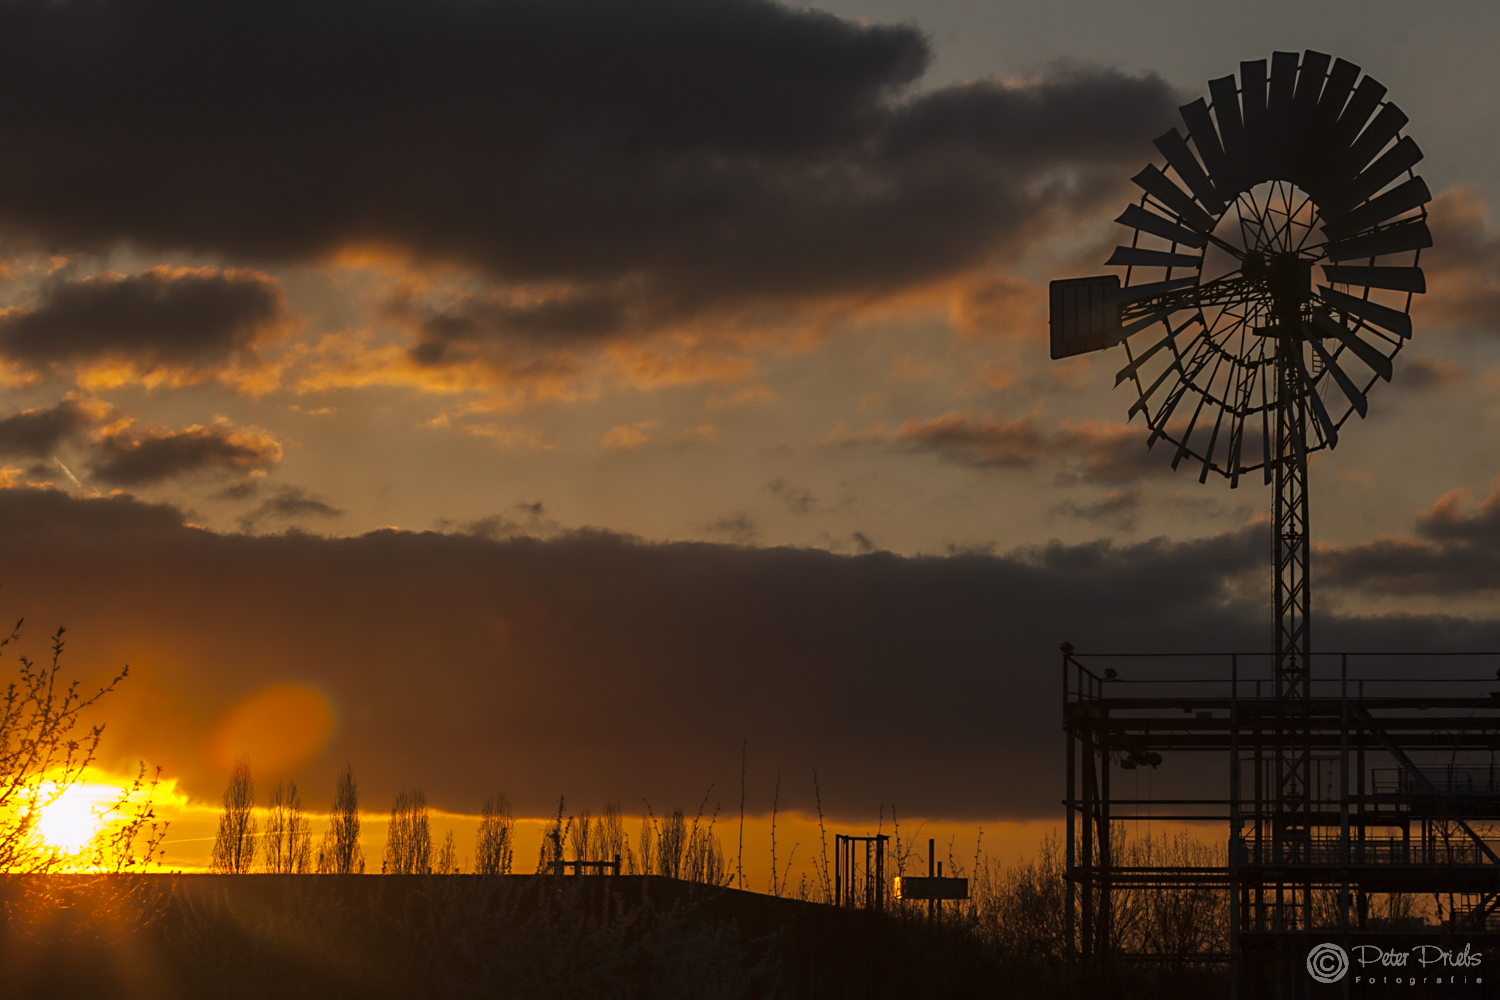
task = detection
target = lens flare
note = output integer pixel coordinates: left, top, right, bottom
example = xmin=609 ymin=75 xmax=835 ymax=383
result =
xmin=209 ymin=682 xmax=337 ymax=775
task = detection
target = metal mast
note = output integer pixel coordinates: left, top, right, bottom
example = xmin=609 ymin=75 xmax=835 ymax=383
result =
xmin=1273 ymin=336 xmax=1312 ymax=929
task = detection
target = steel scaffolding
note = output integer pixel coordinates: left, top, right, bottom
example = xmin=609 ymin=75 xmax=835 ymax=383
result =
xmin=1062 ymin=648 xmax=1500 ymax=997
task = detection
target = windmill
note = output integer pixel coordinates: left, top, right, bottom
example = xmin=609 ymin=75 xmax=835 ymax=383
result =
xmin=1049 ymin=51 xmax=1428 ymax=877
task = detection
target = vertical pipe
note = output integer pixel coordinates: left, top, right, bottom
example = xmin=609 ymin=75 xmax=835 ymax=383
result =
xmin=865 ymin=839 xmax=872 ymax=909
xmin=1255 ymin=678 xmax=1264 ymax=931
xmin=1230 ymin=653 xmax=1241 ymax=1000
xmin=835 ymin=835 xmax=841 ymax=907
xmin=929 ymin=838 xmax=936 ymax=924
xmin=1082 ymin=733 xmax=1094 ymax=958
xmin=1100 ymin=716 xmax=1112 ymax=962
xmin=1067 ymin=713 xmax=1077 ymax=958
xmin=1341 ymin=653 xmax=1350 ymax=933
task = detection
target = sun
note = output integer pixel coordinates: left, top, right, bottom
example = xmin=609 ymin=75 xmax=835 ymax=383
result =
xmin=36 ymin=784 xmax=108 ymax=852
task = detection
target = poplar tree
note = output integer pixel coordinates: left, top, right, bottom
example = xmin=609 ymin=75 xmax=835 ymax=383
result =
xmin=264 ymin=779 xmax=312 ymax=873
xmin=382 ymin=788 xmax=432 ymax=874
xmin=474 ymin=792 xmax=514 ymax=875
xmin=210 ymin=758 xmax=257 ymax=873
xmin=317 ymin=762 xmax=363 ymax=874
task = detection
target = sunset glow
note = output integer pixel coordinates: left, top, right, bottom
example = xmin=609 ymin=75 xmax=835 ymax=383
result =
xmin=35 ymin=784 xmax=106 ymax=852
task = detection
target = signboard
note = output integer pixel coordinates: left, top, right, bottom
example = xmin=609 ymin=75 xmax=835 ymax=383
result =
xmin=892 ymin=876 xmax=968 ymax=901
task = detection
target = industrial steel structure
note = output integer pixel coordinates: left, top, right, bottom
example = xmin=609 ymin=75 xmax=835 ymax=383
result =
xmin=1063 ymin=649 xmax=1500 ymax=995
xmin=1045 ymin=50 xmax=1497 ymax=996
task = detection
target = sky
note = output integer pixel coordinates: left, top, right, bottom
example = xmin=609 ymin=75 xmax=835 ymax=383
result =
xmin=3 ymin=0 xmax=1500 ymax=873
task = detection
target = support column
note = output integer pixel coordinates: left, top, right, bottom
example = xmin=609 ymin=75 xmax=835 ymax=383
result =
xmin=1274 ymin=339 xmax=1312 ymax=930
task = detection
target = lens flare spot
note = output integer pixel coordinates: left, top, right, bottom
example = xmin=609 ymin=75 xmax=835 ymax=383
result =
xmin=209 ymin=683 xmax=336 ymax=775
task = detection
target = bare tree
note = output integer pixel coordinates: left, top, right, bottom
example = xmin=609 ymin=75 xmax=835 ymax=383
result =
xmin=316 ymin=762 xmax=363 ymax=874
xmin=264 ymin=779 xmax=312 ymax=873
xmin=263 ymin=780 xmax=287 ymax=872
xmin=382 ymin=787 xmax=431 ymax=874
xmin=435 ymin=830 xmax=458 ymax=874
xmin=210 ymin=758 xmax=257 ymax=874
xmin=0 ymin=622 xmax=164 ymax=873
xmin=599 ymin=801 xmax=627 ymax=868
xmin=474 ymin=792 xmax=514 ymax=875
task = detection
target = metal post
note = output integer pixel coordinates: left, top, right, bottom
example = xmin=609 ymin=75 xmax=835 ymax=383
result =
xmin=864 ymin=838 xmax=872 ymax=909
xmin=1274 ymin=338 xmax=1312 ymax=932
xmin=1100 ymin=715 xmax=1112 ymax=962
xmin=1082 ymin=730 xmax=1095 ymax=959
xmin=928 ymin=838 xmax=936 ymax=924
xmin=1230 ymin=653 xmax=1241 ymax=1000
xmin=834 ymin=835 xmax=841 ymax=906
xmin=1066 ymin=707 xmax=1077 ymax=957
xmin=1341 ymin=654 xmax=1350 ymax=933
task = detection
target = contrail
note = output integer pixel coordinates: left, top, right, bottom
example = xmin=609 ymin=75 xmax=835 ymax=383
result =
xmin=54 ymin=458 xmax=101 ymax=497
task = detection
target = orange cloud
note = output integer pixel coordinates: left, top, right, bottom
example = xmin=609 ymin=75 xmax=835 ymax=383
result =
xmin=600 ymin=421 xmax=654 ymax=451
xmin=1414 ymin=187 xmax=1500 ymax=332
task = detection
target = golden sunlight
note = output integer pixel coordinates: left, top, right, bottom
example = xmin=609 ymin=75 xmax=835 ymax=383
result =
xmin=36 ymin=782 xmax=112 ymax=851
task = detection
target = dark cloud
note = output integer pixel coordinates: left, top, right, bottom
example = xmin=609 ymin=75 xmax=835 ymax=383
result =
xmin=1395 ymin=356 xmax=1465 ymax=389
xmin=90 ymin=419 xmax=282 ymax=485
xmin=855 ymin=413 xmax=1189 ymax=481
xmin=1054 ymin=420 xmax=1179 ymax=484
xmin=0 ymin=0 xmax=1179 ymax=353
xmin=1051 ymin=488 xmax=1143 ymax=529
xmin=0 ymin=400 xmax=99 ymax=457
xmin=882 ymin=412 xmax=1047 ymax=467
xmin=706 ymin=510 xmax=760 ymax=544
xmin=1 ymin=489 xmax=1496 ymax=822
xmin=0 ymin=267 xmax=289 ymax=371
xmin=237 ymin=486 xmax=343 ymax=533
xmin=1321 ymin=482 xmax=1500 ymax=595
xmin=766 ymin=478 xmax=817 ymax=514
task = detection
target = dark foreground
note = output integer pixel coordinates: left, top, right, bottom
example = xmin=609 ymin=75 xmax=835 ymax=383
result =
xmin=1 ymin=874 xmax=1058 ymax=1000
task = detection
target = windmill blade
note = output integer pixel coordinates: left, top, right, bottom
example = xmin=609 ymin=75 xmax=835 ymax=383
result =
xmin=1131 ymin=165 xmax=1217 ymax=232
xmin=1303 ymin=322 xmax=1369 ymax=416
xmin=1265 ymin=51 xmax=1299 ymax=175
xmin=1152 ymin=129 xmax=1227 ymax=215
xmin=1317 ymin=285 xmax=1411 ymax=339
xmin=1115 ymin=316 xmax=1198 ymax=385
xmin=1107 ymin=246 xmax=1203 ymax=270
xmin=1291 ymin=348 xmax=1340 ymax=448
xmin=1321 ymin=137 xmax=1423 ymax=218
xmin=1113 ymin=301 xmax=1195 ymax=344
xmin=1310 ymin=307 xmax=1394 ymax=380
xmin=1330 ymin=76 xmax=1387 ymax=152
xmin=1116 ymin=204 xmax=1208 ymax=249
xmin=1321 ymin=176 xmax=1431 ymax=241
xmin=1209 ymin=75 xmax=1248 ymax=190
xmin=1197 ymin=399 xmax=1229 ymax=483
xmin=1179 ymin=98 xmax=1234 ymax=196
xmin=1112 ymin=275 xmax=1198 ymax=305
xmin=1240 ymin=59 xmax=1270 ymax=182
xmin=1296 ymin=57 xmax=1360 ymax=186
xmin=1320 ymin=264 xmax=1425 ymax=293
xmin=1128 ymin=331 xmax=1206 ymax=421
xmin=1340 ymin=104 xmax=1409 ymax=180
xmin=1323 ymin=219 xmax=1432 ymax=263
xmin=1282 ymin=50 xmax=1331 ymax=180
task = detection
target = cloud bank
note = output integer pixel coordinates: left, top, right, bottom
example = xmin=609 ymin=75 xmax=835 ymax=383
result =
xmin=4 ymin=488 xmax=1496 ymax=824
